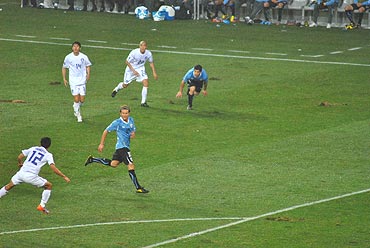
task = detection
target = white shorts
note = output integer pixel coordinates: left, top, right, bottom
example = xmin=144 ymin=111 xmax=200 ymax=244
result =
xmin=11 ymin=171 xmax=47 ymax=188
xmin=70 ymin=84 xmax=86 ymax=96
xmin=123 ymin=66 xmax=148 ymax=85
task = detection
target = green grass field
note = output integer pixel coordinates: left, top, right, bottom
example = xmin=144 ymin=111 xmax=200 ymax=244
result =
xmin=0 ymin=1 xmax=369 ymax=247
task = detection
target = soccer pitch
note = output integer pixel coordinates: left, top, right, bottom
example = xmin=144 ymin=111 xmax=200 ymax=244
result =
xmin=0 ymin=2 xmax=370 ymax=247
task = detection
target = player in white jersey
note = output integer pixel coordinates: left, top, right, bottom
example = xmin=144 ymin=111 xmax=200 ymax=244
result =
xmin=62 ymin=41 xmax=92 ymax=122
xmin=0 ymin=137 xmax=70 ymax=214
xmin=111 ymin=40 xmax=158 ymax=107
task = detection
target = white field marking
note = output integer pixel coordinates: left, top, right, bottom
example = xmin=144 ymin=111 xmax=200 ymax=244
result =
xmin=227 ymin=50 xmax=250 ymax=53
xmin=330 ymin=51 xmax=343 ymax=54
xmin=1 ymin=38 xmax=370 ymax=67
xmin=15 ymin=35 xmax=36 ymax=38
xmin=300 ymin=54 xmax=324 ymax=58
xmin=49 ymin=37 xmax=71 ymax=41
xmin=86 ymin=39 xmax=107 ymax=43
xmin=121 ymin=42 xmax=138 ymax=46
xmin=157 ymin=45 xmax=177 ymax=49
xmin=1 ymin=188 xmax=369 ymax=240
xmin=265 ymin=52 xmax=287 ymax=56
xmin=0 ymin=217 xmax=242 ymax=235
xmin=142 ymin=188 xmax=370 ymax=248
xmin=347 ymin=47 xmax=362 ymax=51
xmin=191 ymin=48 xmax=213 ymax=51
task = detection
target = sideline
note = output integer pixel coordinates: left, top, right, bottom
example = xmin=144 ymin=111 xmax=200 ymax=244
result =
xmin=1 ymin=188 xmax=369 ymax=238
xmin=1 ymin=37 xmax=370 ymax=67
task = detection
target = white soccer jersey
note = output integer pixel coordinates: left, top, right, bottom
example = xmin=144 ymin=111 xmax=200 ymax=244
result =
xmin=19 ymin=146 xmax=54 ymax=175
xmin=63 ymin=52 xmax=92 ymax=86
xmin=126 ymin=48 xmax=153 ymax=70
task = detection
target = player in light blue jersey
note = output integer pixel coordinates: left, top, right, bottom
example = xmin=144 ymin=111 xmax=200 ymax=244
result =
xmin=176 ymin=65 xmax=208 ymax=110
xmin=344 ymin=0 xmax=370 ymax=29
xmin=84 ymin=105 xmax=149 ymax=193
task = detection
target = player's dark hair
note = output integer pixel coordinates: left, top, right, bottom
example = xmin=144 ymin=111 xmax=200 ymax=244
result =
xmin=194 ymin=64 xmax=202 ymax=72
xmin=72 ymin=41 xmax=81 ymax=48
xmin=40 ymin=137 xmax=51 ymax=149
xmin=120 ymin=105 xmax=131 ymax=113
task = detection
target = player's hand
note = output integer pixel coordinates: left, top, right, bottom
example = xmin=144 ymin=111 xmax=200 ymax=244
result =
xmin=176 ymin=92 xmax=182 ymax=98
xmin=63 ymin=176 xmax=71 ymax=183
xmin=98 ymin=144 xmax=104 ymax=153
xmin=202 ymin=90 xmax=208 ymax=96
xmin=153 ymin=72 xmax=158 ymax=80
xmin=63 ymin=79 xmax=69 ymax=87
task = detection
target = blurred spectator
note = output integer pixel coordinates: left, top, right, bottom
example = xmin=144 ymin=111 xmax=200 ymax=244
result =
xmin=83 ymin=0 xmax=98 ymax=11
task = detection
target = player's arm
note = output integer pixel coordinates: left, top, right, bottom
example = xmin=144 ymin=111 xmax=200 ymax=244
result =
xmin=125 ymin=60 xmax=139 ymax=77
xmin=176 ymin=80 xmax=186 ymax=98
xmin=150 ymin=62 xmax=158 ymax=80
xmin=98 ymin=129 xmax=109 ymax=152
xmin=50 ymin=163 xmax=71 ymax=183
xmin=130 ymin=131 xmax=136 ymax=139
xmin=86 ymin=66 xmax=91 ymax=82
xmin=62 ymin=67 xmax=68 ymax=86
xmin=17 ymin=153 xmax=25 ymax=168
xmin=202 ymin=81 xmax=208 ymax=96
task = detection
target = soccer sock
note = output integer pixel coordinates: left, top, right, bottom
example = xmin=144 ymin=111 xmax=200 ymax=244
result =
xmin=114 ymin=82 xmax=124 ymax=92
xmin=264 ymin=7 xmax=271 ymax=21
xmin=128 ymin=170 xmax=142 ymax=189
xmin=141 ymin=86 xmax=148 ymax=104
xmin=358 ymin=12 xmax=363 ymax=25
xmin=73 ymin=102 xmax=80 ymax=114
xmin=345 ymin=10 xmax=354 ymax=23
xmin=188 ymin=94 xmax=194 ymax=107
xmin=40 ymin=189 xmax=51 ymax=207
xmin=92 ymin=157 xmax=112 ymax=166
xmin=0 ymin=186 xmax=8 ymax=198
xmin=278 ymin=8 xmax=283 ymax=21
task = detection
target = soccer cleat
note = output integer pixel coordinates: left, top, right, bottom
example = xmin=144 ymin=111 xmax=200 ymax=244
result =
xmin=37 ymin=205 xmax=50 ymax=214
xmin=140 ymin=102 xmax=149 ymax=107
xmin=309 ymin=22 xmax=318 ymax=27
xmin=187 ymin=105 xmax=193 ymax=110
xmin=326 ymin=23 xmax=331 ymax=29
xmin=111 ymin=90 xmax=117 ymax=97
xmin=77 ymin=113 xmax=82 ymax=122
xmin=136 ymin=187 xmax=149 ymax=193
xmin=84 ymin=155 xmax=93 ymax=166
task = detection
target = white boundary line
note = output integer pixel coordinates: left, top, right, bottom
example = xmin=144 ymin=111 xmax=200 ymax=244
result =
xmin=1 ymin=37 xmax=370 ymax=67
xmin=1 ymin=188 xmax=369 ymax=241
xmin=142 ymin=188 xmax=370 ymax=248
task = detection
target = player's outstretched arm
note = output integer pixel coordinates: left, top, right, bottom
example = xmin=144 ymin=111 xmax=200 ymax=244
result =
xmin=50 ymin=164 xmax=71 ymax=183
xmin=98 ymin=130 xmax=109 ymax=152
xmin=176 ymin=81 xmax=185 ymax=98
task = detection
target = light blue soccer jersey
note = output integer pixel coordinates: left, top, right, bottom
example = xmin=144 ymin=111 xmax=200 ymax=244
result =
xmin=183 ymin=68 xmax=209 ymax=83
xmin=106 ymin=117 xmax=136 ymax=150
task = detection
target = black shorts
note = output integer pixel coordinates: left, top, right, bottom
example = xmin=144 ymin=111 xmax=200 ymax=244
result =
xmin=187 ymin=80 xmax=204 ymax=93
xmin=112 ymin=148 xmax=133 ymax=165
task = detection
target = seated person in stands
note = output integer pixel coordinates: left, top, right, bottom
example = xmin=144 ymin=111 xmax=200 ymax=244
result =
xmin=308 ymin=0 xmax=339 ymax=29
xmin=344 ymin=0 xmax=370 ymax=29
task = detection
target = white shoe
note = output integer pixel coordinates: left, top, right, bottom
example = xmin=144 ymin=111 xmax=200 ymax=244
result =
xmin=77 ymin=113 xmax=82 ymax=122
xmin=309 ymin=22 xmax=318 ymax=27
xmin=326 ymin=23 xmax=331 ymax=29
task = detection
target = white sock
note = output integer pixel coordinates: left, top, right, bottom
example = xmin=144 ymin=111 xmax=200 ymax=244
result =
xmin=141 ymin=87 xmax=148 ymax=104
xmin=73 ymin=102 xmax=80 ymax=114
xmin=115 ymin=82 xmax=124 ymax=91
xmin=40 ymin=189 xmax=51 ymax=207
xmin=0 ymin=186 xmax=8 ymax=198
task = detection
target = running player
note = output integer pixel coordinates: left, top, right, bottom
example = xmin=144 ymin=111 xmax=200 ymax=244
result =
xmin=111 ymin=40 xmax=158 ymax=107
xmin=84 ymin=105 xmax=149 ymax=193
xmin=176 ymin=65 xmax=208 ymax=110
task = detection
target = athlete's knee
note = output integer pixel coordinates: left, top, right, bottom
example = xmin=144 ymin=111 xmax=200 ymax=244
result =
xmin=44 ymin=182 xmax=52 ymax=190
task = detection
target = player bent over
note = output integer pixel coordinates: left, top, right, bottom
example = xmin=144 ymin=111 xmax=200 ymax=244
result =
xmin=176 ymin=64 xmax=209 ymax=110
xmin=0 ymin=137 xmax=71 ymax=214
xmin=85 ymin=105 xmax=149 ymax=193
